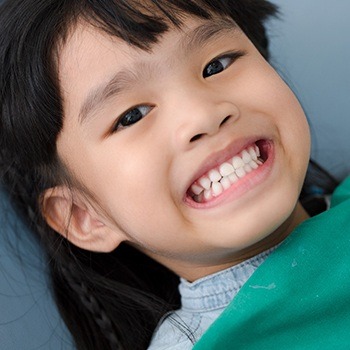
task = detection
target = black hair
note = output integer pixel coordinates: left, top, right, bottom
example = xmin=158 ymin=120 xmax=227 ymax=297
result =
xmin=0 ymin=1 xmax=335 ymax=349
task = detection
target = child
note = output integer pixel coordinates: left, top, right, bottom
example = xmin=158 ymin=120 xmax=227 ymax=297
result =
xmin=0 ymin=0 xmax=344 ymax=349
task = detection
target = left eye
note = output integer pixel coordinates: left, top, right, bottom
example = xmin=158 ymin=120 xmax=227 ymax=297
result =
xmin=203 ymin=52 xmax=244 ymax=78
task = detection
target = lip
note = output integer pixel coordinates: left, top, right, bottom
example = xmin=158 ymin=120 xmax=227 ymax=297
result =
xmin=183 ymin=137 xmax=274 ymax=208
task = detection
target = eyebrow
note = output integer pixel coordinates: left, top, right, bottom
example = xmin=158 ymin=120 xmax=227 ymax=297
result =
xmin=79 ymin=70 xmax=138 ymax=124
xmin=181 ymin=17 xmax=237 ymax=55
xmin=78 ymin=17 xmax=237 ymax=125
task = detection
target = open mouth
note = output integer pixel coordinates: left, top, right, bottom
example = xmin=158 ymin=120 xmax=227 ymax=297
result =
xmin=186 ymin=139 xmax=271 ymax=204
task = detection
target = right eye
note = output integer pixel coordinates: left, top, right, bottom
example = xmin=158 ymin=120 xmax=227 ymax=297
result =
xmin=113 ymin=105 xmax=152 ymax=132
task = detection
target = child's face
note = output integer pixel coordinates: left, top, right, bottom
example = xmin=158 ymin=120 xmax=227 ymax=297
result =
xmin=55 ymin=16 xmax=310 ymax=280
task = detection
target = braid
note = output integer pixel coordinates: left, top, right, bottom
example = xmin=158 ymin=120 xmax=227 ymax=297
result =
xmin=60 ymin=264 xmax=122 ymax=349
xmin=48 ymin=241 xmax=180 ymax=350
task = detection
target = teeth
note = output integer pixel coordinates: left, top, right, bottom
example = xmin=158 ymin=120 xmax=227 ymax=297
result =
xmin=212 ymin=182 xmax=224 ymax=197
xmin=220 ymin=176 xmax=231 ymax=190
xmin=249 ymin=160 xmax=259 ymax=170
xmin=208 ymin=169 xmax=221 ymax=182
xmin=244 ymin=164 xmax=253 ymax=173
xmin=232 ymin=156 xmax=245 ymax=169
xmin=204 ymin=189 xmax=212 ymax=201
xmin=189 ymin=143 xmax=265 ymax=203
xmin=255 ymin=145 xmax=260 ymax=157
xmin=241 ymin=150 xmax=252 ymax=164
xmin=236 ymin=167 xmax=246 ymax=178
xmin=199 ymin=177 xmax=211 ymax=190
xmin=228 ymin=173 xmax=239 ymax=183
xmin=219 ymin=162 xmax=235 ymax=177
xmin=249 ymin=146 xmax=258 ymax=161
xmin=191 ymin=184 xmax=204 ymax=195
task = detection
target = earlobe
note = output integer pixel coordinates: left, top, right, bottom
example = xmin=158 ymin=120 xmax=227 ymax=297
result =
xmin=41 ymin=186 xmax=124 ymax=252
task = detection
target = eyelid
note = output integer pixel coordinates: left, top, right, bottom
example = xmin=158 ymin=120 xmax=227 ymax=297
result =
xmin=204 ymin=50 xmax=246 ymax=74
xmin=112 ymin=104 xmax=153 ymax=133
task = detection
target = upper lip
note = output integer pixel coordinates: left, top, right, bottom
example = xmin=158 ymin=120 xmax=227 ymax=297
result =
xmin=184 ymin=136 xmax=268 ymax=196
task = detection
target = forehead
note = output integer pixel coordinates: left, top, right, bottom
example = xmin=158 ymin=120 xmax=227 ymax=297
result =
xmin=58 ymin=22 xmax=134 ymax=122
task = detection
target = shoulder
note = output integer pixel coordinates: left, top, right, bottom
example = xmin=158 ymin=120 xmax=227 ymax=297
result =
xmin=148 ymin=306 xmax=225 ymax=349
xmin=147 ymin=312 xmax=197 ymax=350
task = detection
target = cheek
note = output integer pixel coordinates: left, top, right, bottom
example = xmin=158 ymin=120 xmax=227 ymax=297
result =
xmin=270 ymin=81 xmax=311 ymax=168
xmin=247 ymin=63 xmax=299 ymax=117
xmin=58 ymin=108 xmax=180 ymax=241
xmin=77 ymin=140 xmax=175 ymax=232
xmin=233 ymin=57 xmax=311 ymax=200
xmin=244 ymin=59 xmax=310 ymax=157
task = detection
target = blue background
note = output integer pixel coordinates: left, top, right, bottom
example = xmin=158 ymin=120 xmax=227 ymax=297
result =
xmin=1 ymin=1 xmax=349 ymax=349
xmin=268 ymin=0 xmax=350 ymax=178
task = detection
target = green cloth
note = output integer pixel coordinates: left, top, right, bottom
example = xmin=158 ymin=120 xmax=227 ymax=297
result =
xmin=194 ymin=177 xmax=350 ymax=349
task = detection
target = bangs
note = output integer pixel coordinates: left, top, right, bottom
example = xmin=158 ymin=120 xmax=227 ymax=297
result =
xmin=75 ymin=0 xmax=222 ymax=49
xmin=68 ymin=0 xmax=277 ymax=52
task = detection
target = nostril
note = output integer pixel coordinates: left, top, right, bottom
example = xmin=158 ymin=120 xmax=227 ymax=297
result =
xmin=220 ymin=115 xmax=231 ymax=127
xmin=190 ymin=133 xmax=204 ymax=143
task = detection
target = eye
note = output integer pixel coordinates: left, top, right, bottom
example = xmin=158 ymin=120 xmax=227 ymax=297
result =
xmin=113 ymin=105 xmax=152 ymax=132
xmin=203 ymin=51 xmax=245 ymax=78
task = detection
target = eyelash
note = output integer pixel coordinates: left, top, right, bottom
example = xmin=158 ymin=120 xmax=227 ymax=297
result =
xmin=112 ymin=51 xmax=245 ymax=133
xmin=203 ymin=51 xmax=245 ymax=78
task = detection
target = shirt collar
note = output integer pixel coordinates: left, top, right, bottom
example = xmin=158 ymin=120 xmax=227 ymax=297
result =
xmin=179 ymin=247 xmax=276 ymax=312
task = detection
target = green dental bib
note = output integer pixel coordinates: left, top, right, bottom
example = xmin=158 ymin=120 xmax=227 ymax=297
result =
xmin=194 ymin=177 xmax=350 ymax=350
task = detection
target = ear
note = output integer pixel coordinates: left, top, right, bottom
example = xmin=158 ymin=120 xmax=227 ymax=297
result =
xmin=41 ymin=186 xmax=124 ymax=252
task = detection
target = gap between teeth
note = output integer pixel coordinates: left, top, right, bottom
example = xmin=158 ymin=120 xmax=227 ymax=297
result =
xmin=190 ymin=145 xmax=264 ymax=201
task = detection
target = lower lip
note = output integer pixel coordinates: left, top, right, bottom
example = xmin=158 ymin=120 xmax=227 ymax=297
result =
xmin=184 ymin=141 xmax=275 ymax=209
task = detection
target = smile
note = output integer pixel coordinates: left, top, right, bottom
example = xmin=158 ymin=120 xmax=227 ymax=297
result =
xmin=187 ymin=140 xmax=271 ymax=204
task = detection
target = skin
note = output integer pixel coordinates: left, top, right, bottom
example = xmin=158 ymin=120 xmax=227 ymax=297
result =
xmin=45 ymin=16 xmax=311 ymax=282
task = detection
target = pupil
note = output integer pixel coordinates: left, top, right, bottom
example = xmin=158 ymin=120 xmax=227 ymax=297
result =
xmin=206 ymin=61 xmax=224 ymax=76
xmin=122 ymin=108 xmax=142 ymax=126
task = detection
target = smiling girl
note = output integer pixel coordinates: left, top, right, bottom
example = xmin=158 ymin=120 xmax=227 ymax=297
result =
xmin=0 ymin=0 xmax=342 ymax=349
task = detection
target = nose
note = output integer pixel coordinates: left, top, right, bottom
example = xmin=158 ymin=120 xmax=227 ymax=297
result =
xmin=170 ymin=90 xmax=240 ymax=149
xmin=188 ymin=114 xmax=233 ymax=143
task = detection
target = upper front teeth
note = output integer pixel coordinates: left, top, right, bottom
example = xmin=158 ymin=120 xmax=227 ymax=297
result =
xmin=190 ymin=145 xmax=263 ymax=200
xmin=219 ymin=163 xmax=234 ymax=177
